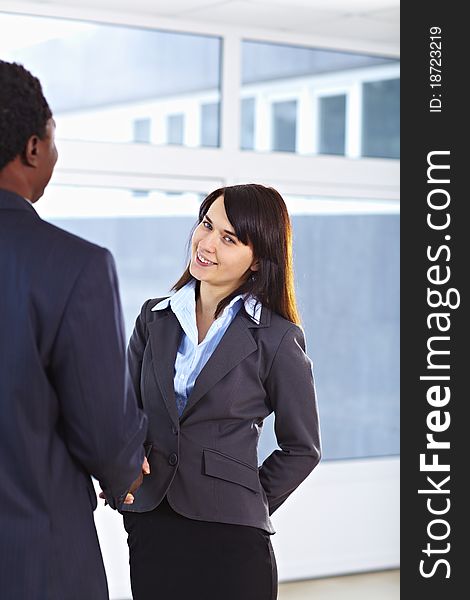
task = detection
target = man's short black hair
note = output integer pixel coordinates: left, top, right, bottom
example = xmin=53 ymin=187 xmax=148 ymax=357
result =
xmin=0 ymin=61 xmax=52 ymax=171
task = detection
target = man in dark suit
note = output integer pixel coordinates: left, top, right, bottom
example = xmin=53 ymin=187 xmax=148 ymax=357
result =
xmin=0 ymin=60 xmax=148 ymax=599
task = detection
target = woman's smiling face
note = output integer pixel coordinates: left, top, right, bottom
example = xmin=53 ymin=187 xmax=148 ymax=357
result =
xmin=189 ymin=195 xmax=258 ymax=294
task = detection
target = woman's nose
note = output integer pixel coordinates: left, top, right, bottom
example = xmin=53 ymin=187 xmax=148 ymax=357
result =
xmin=200 ymin=231 xmax=217 ymax=253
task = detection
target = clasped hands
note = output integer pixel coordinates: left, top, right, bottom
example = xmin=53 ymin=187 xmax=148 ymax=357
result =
xmin=99 ymin=455 xmax=150 ymax=506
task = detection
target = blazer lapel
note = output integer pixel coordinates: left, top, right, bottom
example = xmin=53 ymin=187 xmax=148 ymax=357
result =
xmin=181 ymin=310 xmax=260 ymax=419
xmin=147 ymin=311 xmax=181 ymax=426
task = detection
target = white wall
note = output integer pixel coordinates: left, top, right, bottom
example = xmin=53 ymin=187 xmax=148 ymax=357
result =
xmin=270 ymin=457 xmax=400 ymax=580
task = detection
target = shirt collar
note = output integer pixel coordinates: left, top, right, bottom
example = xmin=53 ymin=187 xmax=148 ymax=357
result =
xmin=151 ymin=279 xmax=261 ymax=325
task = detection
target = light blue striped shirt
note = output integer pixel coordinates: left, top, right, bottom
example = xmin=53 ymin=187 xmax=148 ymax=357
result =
xmin=151 ymin=280 xmax=261 ymax=416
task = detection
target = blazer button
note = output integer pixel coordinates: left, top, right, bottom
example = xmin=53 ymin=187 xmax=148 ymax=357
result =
xmin=171 ymin=425 xmax=179 ymax=435
xmin=168 ymin=453 xmax=178 ymax=466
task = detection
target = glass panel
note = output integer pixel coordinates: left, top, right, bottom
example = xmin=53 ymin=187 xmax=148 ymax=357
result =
xmin=35 ymin=186 xmax=202 ymax=336
xmin=167 ymin=114 xmax=185 ymax=145
xmin=133 ymin=118 xmax=151 ymax=144
xmin=272 ymin=100 xmax=297 ymax=152
xmin=362 ymin=78 xmax=400 ymax=159
xmin=0 ymin=12 xmax=221 ymax=147
xmin=241 ymin=39 xmax=399 ymax=158
xmin=285 ymin=196 xmax=400 ymax=460
xmin=200 ymin=102 xmax=220 ymax=148
xmin=241 ymin=97 xmax=255 ymax=150
xmin=318 ymin=95 xmax=346 ymax=156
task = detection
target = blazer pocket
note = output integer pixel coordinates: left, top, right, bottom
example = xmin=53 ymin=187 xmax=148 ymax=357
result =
xmin=203 ymin=448 xmax=259 ymax=493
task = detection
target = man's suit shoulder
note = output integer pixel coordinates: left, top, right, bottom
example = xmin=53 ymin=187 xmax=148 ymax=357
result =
xmin=35 ymin=217 xmax=110 ymax=263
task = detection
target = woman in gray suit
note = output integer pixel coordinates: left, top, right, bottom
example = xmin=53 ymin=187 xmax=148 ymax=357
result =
xmin=122 ymin=184 xmax=321 ymax=600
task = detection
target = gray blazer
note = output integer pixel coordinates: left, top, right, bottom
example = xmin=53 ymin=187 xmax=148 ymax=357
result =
xmin=123 ymin=296 xmax=321 ymax=533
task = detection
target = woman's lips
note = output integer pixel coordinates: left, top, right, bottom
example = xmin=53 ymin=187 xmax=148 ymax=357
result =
xmin=195 ymin=251 xmax=216 ymax=267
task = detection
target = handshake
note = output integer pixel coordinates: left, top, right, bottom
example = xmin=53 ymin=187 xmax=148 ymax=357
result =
xmin=99 ymin=455 xmax=150 ymax=506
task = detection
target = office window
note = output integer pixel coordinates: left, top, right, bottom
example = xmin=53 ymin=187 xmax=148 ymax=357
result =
xmin=318 ymin=95 xmax=346 ymax=155
xmin=2 ymin=8 xmax=399 ymax=463
xmin=133 ymin=118 xmax=151 ymax=143
xmin=35 ymin=186 xmax=202 ymax=336
xmin=200 ymin=102 xmax=219 ymax=147
xmin=36 ymin=184 xmax=398 ymax=461
xmin=272 ymin=100 xmax=297 ymax=152
xmin=241 ymin=97 xmax=255 ymax=150
xmin=286 ymin=197 xmax=400 ymax=459
xmin=241 ymin=40 xmax=399 ymax=158
xmin=0 ymin=12 xmax=221 ymax=147
xmin=167 ymin=114 xmax=184 ymax=145
xmin=362 ymin=78 xmax=400 ymax=159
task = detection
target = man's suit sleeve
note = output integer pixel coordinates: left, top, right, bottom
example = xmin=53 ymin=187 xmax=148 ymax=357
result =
xmin=259 ymin=325 xmax=321 ymax=515
xmin=49 ymin=247 xmax=147 ymax=509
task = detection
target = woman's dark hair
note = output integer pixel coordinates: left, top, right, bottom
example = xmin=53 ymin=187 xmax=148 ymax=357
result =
xmin=172 ymin=184 xmax=301 ymax=325
xmin=0 ymin=61 xmax=52 ymax=171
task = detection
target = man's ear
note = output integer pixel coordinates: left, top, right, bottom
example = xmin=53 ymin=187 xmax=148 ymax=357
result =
xmin=23 ymin=135 xmax=40 ymax=167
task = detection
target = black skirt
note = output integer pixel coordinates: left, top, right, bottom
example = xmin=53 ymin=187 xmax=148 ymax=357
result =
xmin=123 ymin=497 xmax=277 ymax=600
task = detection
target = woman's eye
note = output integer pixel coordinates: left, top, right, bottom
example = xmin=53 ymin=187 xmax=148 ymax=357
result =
xmin=201 ymin=220 xmax=234 ymax=243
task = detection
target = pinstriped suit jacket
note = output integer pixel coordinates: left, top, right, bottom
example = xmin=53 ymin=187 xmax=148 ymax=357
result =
xmin=0 ymin=189 xmax=147 ymax=600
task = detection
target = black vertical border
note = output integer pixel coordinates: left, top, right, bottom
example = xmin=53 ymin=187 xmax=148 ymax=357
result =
xmin=401 ymin=3 xmax=465 ymax=598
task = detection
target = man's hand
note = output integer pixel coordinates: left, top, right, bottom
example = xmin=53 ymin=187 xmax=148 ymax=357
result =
xmin=99 ymin=456 xmax=150 ymax=505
